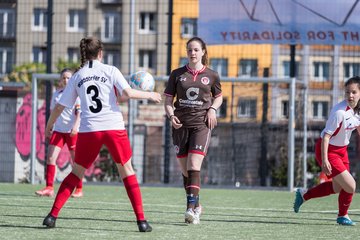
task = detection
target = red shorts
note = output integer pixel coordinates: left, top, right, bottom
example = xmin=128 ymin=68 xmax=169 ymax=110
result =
xmin=315 ymin=138 xmax=349 ymax=178
xmin=49 ymin=131 xmax=78 ymax=150
xmin=74 ymin=130 xmax=132 ymax=169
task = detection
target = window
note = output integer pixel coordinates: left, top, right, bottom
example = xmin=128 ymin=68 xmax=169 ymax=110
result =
xmin=102 ymin=13 xmax=120 ymax=42
xmin=282 ymin=60 xmax=299 ymax=78
xmin=313 ymin=61 xmax=330 ymax=81
xmin=181 ymin=18 xmax=197 ymax=38
xmin=210 ymin=58 xmax=228 ymax=77
xmin=32 ymin=47 xmax=46 ymax=64
xmin=179 ymin=57 xmax=187 ymax=67
xmin=103 ymin=50 xmax=120 ymax=68
xmin=281 ymin=100 xmax=289 ymax=119
xmin=139 ymin=12 xmax=156 ymax=33
xmin=0 ymin=9 xmax=15 ymax=37
xmin=217 ymin=98 xmax=227 ymax=118
xmin=67 ymin=10 xmax=85 ymax=32
xmin=32 ymin=8 xmax=47 ymax=31
xmin=239 ymin=59 xmax=258 ymax=77
xmin=237 ymin=98 xmax=256 ymax=118
xmin=343 ymin=62 xmax=360 ymax=79
xmin=0 ymin=48 xmax=13 ymax=74
xmin=67 ymin=48 xmax=79 ymax=63
xmin=313 ymin=101 xmax=328 ymax=119
xmin=281 ymin=100 xmax=299 ymax=119
xmin=139 ymin=50 xmax=155 ymax=69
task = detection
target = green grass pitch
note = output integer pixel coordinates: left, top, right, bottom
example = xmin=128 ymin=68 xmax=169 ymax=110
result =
xmin=1 ymin=183 xmax=360 ymax=239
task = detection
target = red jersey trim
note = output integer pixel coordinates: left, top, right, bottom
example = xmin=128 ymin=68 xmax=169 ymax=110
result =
xmin=186 ymin=64 xmax=206 ymax=81
xmin=331 ymin=121 xmax=343 ymax=138
xmin=163 ymin=93 xmax=174 ymax=97
xmin=189 ymin=150 xmax=206 ymax=156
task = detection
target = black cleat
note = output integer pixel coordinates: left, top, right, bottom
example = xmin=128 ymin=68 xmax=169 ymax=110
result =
xmin=137 ymin=220 xmax=152 ymax=232
xmin=43 ymin=214 xmax=56 ymax=228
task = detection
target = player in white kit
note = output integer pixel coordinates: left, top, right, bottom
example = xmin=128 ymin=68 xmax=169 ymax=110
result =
xmin=35 ymin=68 xmax=83 ymax=198
xmin=294 ymin=76 xmax=360 ymax=226
xmin=42 ymin=36 xmax=161 ymax=232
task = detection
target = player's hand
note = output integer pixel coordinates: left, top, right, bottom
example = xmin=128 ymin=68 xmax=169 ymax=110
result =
xmin=70 ymin=129 xmax=78 ymax=137
xmin=321 ymin=159 xmax=332 ymax=176
xmin=170 ymin=115 xmax=182 ymax=129
xmin=206 ymin=108 xmax=217 ymax=130
xmin=45 ymin=126 xmax=53 ymax=139
xmin=149 ymin=92 xmax=162 ymax=103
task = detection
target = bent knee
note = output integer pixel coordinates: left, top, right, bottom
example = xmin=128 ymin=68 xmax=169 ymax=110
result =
xmin=344 ymin=185 xmax=356 ymax=194
xmin=343 ymin=181 xmax=356 ymax=194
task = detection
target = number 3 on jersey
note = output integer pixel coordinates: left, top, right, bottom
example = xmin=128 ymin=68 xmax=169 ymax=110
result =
xmin=87 ymin=85 xmax=102 ymax=113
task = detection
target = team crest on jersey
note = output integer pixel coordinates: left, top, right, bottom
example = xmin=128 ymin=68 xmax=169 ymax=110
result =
xmin=201 ymin=77 xmax=210 ymax=85
xmin=174 ymin=145 xmax=179 ymax=154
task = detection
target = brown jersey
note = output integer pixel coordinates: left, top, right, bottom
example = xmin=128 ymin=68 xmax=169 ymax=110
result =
xmin=164 ymin=65 xmax=222 ymax=127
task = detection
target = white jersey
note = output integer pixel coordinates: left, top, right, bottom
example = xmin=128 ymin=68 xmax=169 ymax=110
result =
xmin=58 ymin=60 xmax=131 ymax=132
xmin=321 ymin=100 xmax=360 ymax=146
xmin=51 ymin=89 xmax=80 ymax=133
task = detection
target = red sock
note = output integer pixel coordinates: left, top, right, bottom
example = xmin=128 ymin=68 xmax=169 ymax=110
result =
xmin=123 ymin=174 xmax=145 ymax=221
xmin=76 ymin=179 xmax=83 ymax=189
xmin=50 ymin=173 xmax=80 ymax=217
xmin=338 ymin=190 xmax=353 ymax=217
xmin=46 ymin=164 xmax=56 ymax=187
xmin=303 ymin=181 xmax=335 ymax=201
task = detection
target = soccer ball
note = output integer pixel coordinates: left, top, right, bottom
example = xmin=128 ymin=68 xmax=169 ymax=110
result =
xmin=130 ymin=71 xmax=155 ymax=91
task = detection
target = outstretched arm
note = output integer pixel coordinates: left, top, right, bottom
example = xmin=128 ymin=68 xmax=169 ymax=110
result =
xmin=122 ymin=88 xmax=161 ymax=103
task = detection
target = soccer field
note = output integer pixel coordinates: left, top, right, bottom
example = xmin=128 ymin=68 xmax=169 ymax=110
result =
xmin=0 ymin=183 xmax=359 ymax=239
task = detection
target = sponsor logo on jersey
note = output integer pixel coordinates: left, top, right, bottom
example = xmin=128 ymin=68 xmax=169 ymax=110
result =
xmin=186 ymin=87 xmax=199 ymax=100
xmin=201 ymin=77 xmax=210 ymax=85
xmin=180 ymin=77 xmax=187 ymax=82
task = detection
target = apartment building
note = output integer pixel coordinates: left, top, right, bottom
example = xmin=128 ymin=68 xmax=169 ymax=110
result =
xmin=2 ymin=0 xmax=360 ymax=124
xmin=0 ymin=0 xmax=169 ymax=76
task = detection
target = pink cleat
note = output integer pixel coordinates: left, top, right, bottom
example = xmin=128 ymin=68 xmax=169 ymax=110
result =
xmin=71 ymin=188 xmax=83 ymax=198
xmin=35 ymin=186 xmax=54 ymax=197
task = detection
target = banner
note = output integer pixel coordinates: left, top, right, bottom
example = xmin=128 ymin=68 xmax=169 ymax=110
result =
xmin=199 ymin=0 xmax=360 ymax=45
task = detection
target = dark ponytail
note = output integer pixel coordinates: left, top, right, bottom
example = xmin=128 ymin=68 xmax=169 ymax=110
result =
xmin=75 ymin=37 xmax=103 ymax=72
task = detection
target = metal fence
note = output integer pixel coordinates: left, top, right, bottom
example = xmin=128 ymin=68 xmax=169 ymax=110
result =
xmin=1 ymin=0 xmax=360 ymax=189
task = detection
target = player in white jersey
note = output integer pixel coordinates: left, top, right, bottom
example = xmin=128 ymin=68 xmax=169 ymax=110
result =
xmin=41 ymin=37 xmax=161 ymax=232
xmin=294 ymin=76 xmax=360 ymax=226
xmin=35 ymin=68 xmax=83 ymax=198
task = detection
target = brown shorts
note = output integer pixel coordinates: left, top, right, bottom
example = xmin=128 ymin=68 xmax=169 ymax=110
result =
xmin=172 ymin=125 xmax=211 ymax=158
xmin=49 ymin=131 xmax=78 ymax=150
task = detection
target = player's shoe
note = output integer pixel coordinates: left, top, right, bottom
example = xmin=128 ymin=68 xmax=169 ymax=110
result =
xmin=185 ymin=208 xmax=195 ymax=224
xmin=43 ymin=214 xmax=57 ymax=228
xmin=71 ymin=188 xmax=83 ymax=198
xmin=137 ymin=220 xmax=152 ymax=232
xmin=193 ymin=205 xmax=202 ymax=224
xmin=35 ymin=186 xmax=54 ymax=197
xmin=293 ymin=188 xmax=306 ymax=213
xmin=337 ymin=216 xmax=356 ymax=226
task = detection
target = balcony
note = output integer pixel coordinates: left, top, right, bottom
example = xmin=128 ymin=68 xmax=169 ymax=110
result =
xmin=0 ymin=33 xmax=16 ymax=42
xmin=99 ymin=0 xmax=122 ymax=5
